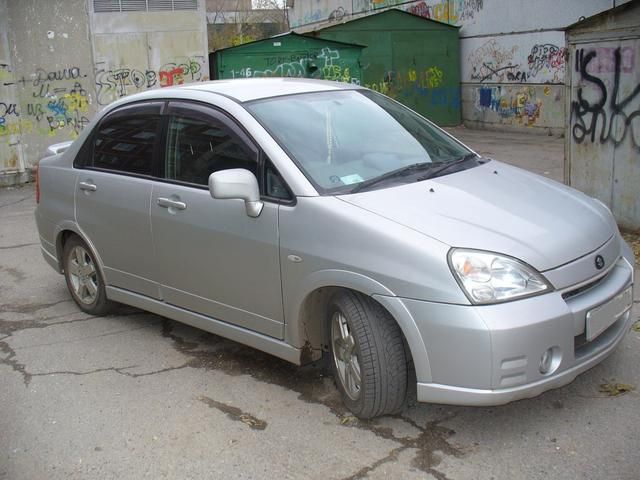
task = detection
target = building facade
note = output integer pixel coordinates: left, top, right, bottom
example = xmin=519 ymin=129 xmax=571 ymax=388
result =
xmin=0 ymin=0 xmax=208 ymax=186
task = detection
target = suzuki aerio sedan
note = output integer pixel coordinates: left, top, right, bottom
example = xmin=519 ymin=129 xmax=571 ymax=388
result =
xmin=35 ymin=79 xmax=634 ymax=418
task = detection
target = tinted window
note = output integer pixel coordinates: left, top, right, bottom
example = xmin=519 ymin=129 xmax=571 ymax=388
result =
xmin=165 ymin=113 xmax=257 ymax=186
xmin=92 ymin=105 xmax=161 ymax=175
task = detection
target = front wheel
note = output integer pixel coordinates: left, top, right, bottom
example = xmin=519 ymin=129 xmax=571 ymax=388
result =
xmin=63 ymin=236 xmax=114 ymax=316
xmin=328 ymin=291 xmax=408 ymax=419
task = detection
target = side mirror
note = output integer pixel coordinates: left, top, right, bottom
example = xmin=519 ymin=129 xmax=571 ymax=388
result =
xmin=209 ymin=169 xmax=264 ymax=218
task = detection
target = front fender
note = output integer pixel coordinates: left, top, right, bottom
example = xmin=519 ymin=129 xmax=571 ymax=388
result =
xmin=284 ymin=269 xmax=432 ymax=382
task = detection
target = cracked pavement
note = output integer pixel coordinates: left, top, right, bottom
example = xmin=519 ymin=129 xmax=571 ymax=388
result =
xmin=2 ymin=131 xmax=640 ymax=479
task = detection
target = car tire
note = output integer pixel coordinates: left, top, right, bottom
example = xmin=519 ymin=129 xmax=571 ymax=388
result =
xmin=328 ymin=290 xmax=408 ymax=419
xmin=63 ymin=236 xmax=114 ymax=316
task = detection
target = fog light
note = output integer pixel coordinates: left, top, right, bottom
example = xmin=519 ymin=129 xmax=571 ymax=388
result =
xmin=539 ymin=347 xmax=561 ymax=375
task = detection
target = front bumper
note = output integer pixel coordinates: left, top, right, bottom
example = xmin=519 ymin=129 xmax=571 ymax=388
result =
xmin=394 ymin=245 xmax=634 ymax=407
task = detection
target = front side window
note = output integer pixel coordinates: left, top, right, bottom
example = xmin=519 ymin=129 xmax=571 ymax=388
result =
xmin=165 ymin=109 xmax=258 ymax=186
xmin=91 ymin=103 xmax=162 ymax=175
xmin=246 ymin=90 xmax=474 ymax=194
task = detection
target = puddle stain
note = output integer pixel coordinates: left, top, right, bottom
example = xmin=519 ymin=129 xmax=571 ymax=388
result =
xmin=199 ymin=395 xmax=268 ymax=430
xmin=161 ymin=319 xmax=464 ymax=477
xmin=339 ymin=414 xmax=463 ymax=480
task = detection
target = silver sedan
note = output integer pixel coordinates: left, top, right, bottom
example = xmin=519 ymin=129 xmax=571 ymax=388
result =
xmin=35 ymin=79 xmax=635 ymax=418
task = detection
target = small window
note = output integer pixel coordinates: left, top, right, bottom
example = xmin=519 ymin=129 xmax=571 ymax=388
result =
xmin=165 ymin=112 xmax=257 ymax=186
xmin=91 ymin=104 xmax=161 ymax=175
xmin=265 ymin=163 xmax=292 ymax=201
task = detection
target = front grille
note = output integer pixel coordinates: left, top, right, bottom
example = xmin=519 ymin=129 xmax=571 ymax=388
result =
xmin=562 ymin=273 xmax=608 ymax=301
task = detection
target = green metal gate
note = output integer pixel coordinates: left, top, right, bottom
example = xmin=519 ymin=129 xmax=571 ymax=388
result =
xmin=305 ymin=9 xmax=461 ymax=126
xmin=212 ymin=32 xmax=364 ymax=85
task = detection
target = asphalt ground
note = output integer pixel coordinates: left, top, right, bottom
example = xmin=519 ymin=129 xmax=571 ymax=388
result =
xmin=1 ymin=130 xmax=639 ymax=480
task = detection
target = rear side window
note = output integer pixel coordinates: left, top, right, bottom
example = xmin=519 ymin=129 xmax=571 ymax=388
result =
xmin=164 ymin=103 xmax=258 ymax=186
xmin=89 ymin=102 xmax=163 ymax=175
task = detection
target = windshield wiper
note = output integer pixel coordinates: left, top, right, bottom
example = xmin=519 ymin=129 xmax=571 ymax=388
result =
xmin=350 ymin=162 xmax=433 ymax=193
xmin=416 ymin=153 xmax=479 ymax=181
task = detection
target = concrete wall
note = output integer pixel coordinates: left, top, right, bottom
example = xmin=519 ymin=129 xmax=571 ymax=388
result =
xmin=0 ymin=0 xmax=208 ymax=185
xmin=0 ymin=0 xmax=25 ymax=184
xmin=567 ymin=5 xmax=640 ymax=229
xmin=289 ymin=0 xmax=632 ymax=135
xmin=90 ymin=7 xmax=209 ymax=107
xmin=1 ymin=0 xmax=95 ymax=186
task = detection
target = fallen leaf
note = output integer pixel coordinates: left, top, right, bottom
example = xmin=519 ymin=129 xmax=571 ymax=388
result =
xmin=632 ymin=322 xmax=640 ymax=333
xmin=598 ymin=382 xmax=635 ymax=396
xmin=340 ymin=416 xmax=356 ymax=425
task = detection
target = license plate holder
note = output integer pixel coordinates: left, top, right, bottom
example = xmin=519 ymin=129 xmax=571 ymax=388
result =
xmin=585 ymin=286 xmax=633 ymax=342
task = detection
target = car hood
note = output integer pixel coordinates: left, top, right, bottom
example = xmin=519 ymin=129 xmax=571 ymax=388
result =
xmin=338 ymin=161 xmax=616 ymax=271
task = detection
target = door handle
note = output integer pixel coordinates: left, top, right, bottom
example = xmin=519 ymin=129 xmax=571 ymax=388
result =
xmin=157 ymin=197 xmax=187 ymax=210
xmin=78 ymin=181 xmax=97 ymax=192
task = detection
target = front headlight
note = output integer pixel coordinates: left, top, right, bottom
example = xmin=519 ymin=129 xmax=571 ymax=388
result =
xmin=449 ymin=249 xmax=552 ymax=304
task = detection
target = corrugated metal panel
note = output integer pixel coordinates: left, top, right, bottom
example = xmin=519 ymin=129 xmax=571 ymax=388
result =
xmin=148 ymin=0 xmax=174 ymax=11
xmin=173 ymin=0 xmax=198 ymax=10
xmin=94 ymin=0 xmax=122 ymax=12
xmin=94 ymin=0 xmax=197 ymax=12
xmin=121 ymin=0 xmax=147 ymax=12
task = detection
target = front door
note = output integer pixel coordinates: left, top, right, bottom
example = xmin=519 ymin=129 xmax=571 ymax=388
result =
xmin=150 ymin=102 xmax=284 ymax=338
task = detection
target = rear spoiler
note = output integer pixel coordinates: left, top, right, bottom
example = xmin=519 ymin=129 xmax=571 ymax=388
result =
xmin=45 ymin=141 xmax=73 ymax=157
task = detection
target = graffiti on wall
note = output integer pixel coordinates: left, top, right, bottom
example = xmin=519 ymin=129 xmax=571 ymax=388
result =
xmin=468 ymin=40 xmax=524 ymax=83
xmin=290 ymin=4 xmax=351 ymax=27
xmin=290 ymin=0 xmax=483 ymax=27
xmin=95 ymin=56 xmax=206 ymax=105
xmin=1 ymin=56 xmax=208 ymax=145
xmin=402 ymin=0 xmax=484 ymax=22
xmin=228 ymin=47 xmax=360 ymax=84
xmin=527 ymin=44 xmax=567 ymax=83
xmin=356 ymin=0 xmax=483 ymax=22
xmin=468 ymin=40 xmax=566 ymax=84
xmin=474 ymin=85 xmax=548 ymax=126
xmin=1 ymin=64 xmax=92 ymax=140
xmin=571 ymin=46 xmax=639 ymax=150
xmin=365 ymin=66 xmax=460 ymax=108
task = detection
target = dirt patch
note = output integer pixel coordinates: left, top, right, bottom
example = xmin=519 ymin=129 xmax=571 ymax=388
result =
xmin=199 ymin=395 xmax=268 ymax=430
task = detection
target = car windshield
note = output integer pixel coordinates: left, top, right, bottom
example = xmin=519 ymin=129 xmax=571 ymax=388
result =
xmin=246 ymin=89 xmax=475 ymax=194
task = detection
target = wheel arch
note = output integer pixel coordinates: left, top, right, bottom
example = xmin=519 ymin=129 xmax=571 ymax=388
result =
xmin=53 ymin=222 xmax=107 ymax=279
xmin=285 ymin=270 xmax=432 ymax=382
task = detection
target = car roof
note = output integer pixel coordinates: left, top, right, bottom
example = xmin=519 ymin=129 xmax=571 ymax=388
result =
xmin=178 ymin=78 xmax=363 ymax=102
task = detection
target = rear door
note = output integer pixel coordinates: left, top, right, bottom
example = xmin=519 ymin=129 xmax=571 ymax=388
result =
xmin=150 ymin=101 xmax=286 ymax=338
xmin=75 ymin=102 xmax=163 ymax=299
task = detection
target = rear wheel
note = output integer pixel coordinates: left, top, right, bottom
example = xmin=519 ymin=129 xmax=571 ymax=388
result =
xmin=328 ymin=291 xmax=408 ymax=418
xmin=63 ymin=236 xmax=114 ymax=315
